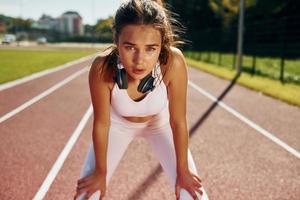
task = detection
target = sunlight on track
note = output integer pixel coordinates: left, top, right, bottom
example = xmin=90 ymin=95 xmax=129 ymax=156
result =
xmin=188 ymin=80 xmax=300 ymax=159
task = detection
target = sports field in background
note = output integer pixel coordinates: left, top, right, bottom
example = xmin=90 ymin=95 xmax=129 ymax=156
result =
xmin=0 ymin=48 xmax=97 ymax=84
xmin=185 ymin=51 xmax=300 ymax=84
xmin=186 ymin=58 xmax=300 ymax=107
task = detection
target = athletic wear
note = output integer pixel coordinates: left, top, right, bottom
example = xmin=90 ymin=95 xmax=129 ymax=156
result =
xmin=76 ymin=64 xmax=209 ymax=200
xmin=77 ymin=106 xmax=209 ymax=200
xmin=111 ymin=64 xmax=168 ymax=117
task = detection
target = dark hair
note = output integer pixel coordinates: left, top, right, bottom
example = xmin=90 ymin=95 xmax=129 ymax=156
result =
xmin=101 ymin=0 xmax=184 ymax=77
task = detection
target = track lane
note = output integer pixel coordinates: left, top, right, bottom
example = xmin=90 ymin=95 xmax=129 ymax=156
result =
xmin=0 ymin=68 xmax=88 ymax=123
xmin=0 ymin=57 xmax=94 ymax=116
xmin=45 ymin=67 xmax=299 ymax=200
xmin=188 ymin=67 xmax=300 ymax=153
xmin=0 ymin=64 xmax=299 ymax=200
xmin=186 ymin=84 xmax=300 ymax=200
xmin=0 ymin=71 xmax=91 ymax=200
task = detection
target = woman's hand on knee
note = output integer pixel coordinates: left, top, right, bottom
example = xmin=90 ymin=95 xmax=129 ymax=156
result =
xmin=74 ymin=170 xmax=107 ymax=200
xmin=175 ymin=170 xmax=203 ymax=200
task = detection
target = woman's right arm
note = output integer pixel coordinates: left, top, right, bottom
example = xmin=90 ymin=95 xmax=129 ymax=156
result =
xmin=74 ymin=56 xmax=111 ymax=200
xmin=89 ymin=56 xmax=111 ymax=176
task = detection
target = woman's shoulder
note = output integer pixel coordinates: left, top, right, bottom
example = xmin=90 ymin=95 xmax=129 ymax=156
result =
xmin=161 ymin=46 xmax=187 ymax=85
xmin=89 ymin=49 xmax=112 ymax=75
xmin=169 ymin=46 xmax=186 ymax=67
xmin=89 ymin=52 xmax=115 ymax=90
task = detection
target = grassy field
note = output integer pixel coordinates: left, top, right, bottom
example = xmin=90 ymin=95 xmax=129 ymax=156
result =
xmin=184 ymin=51 xmax=300 ymax=84
xmin=185 ymin=57 xmax=300 ymax=107
xmin=0 ymin=48 xmax=97 ymax=84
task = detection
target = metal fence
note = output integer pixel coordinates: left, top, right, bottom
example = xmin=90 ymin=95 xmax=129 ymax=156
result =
xmin=185 ymin=15 xmax=300 ymax=84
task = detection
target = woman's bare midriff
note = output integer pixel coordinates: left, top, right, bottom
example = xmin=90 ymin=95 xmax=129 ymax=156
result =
xmin=123 ymin=115 xmax=156 ymax=123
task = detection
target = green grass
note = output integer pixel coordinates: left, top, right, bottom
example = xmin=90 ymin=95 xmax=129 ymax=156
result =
xmin=0 ymin=49 xmax=96 ymax=84
xmin=184 ymin=51 xmax=300 ymax=84
xmin=185 ymin=57 xmax=300 ymax=107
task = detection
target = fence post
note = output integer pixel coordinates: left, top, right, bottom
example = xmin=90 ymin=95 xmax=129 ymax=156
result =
xmin=280 ymin=16 xmax=286 ymax=83
xmin=252 ymin=55 xmax=256 ymax=75
xmin=235 ymin=0 xmax=245 ymax=74
xmin=232 ymin=52 xmax=236 ymax=69
xmin=218 ymin=29 xmax=222 ymax=66
xmin=251 ymin=30 xmax=256 ymax=75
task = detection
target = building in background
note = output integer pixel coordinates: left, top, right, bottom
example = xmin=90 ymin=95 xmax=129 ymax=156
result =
xmin=32 ymin=14 xmax=59 ymax=31
xmin=31 ymin=11 xmax=84 ymax=37
xmin=59 ymin=11 xmax=84 ymax=36
xmin=27 ymin=11 xmax=84 ymax=42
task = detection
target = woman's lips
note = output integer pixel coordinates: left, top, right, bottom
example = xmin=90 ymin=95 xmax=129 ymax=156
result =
xmin=132 ymin=69 xmax=146 ymax=75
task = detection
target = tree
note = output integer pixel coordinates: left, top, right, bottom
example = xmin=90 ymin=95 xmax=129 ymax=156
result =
xmin=94 ymin=17 xmax=114 ymax=43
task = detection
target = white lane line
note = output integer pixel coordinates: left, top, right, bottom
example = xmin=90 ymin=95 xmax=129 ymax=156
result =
xmin=0 ymin=54 xmax=96 ymax=91
xmin=32 ymin=104 xmax=93 ymax=200
xmin=188 ymin=80 xmax=300 ymax=159
xmin=0 ymin=67 xmax=88 ymax=124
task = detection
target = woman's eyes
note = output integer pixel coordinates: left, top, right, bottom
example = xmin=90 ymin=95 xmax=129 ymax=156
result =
xmin=124 ymin=46 xmax=156 ymax=52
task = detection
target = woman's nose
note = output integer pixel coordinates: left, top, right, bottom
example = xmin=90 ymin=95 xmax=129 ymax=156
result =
xmin=133 ymin=50 xmax=144 ymax=64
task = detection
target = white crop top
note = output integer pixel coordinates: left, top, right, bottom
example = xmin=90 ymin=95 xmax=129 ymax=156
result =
xmin=110 ymin=65 xmax=168 ymax=117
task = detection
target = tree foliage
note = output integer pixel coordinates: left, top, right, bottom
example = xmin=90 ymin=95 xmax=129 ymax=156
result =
xmin=165 ymin=0 xmax=299 ymax=51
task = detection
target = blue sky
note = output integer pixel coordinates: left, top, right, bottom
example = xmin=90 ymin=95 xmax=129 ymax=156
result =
xmin=0 ymin=0 xmax=121 ymax=25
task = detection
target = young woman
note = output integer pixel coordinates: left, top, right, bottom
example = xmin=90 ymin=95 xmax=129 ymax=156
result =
xmin=74 ymin=0 xmax=209 ymax=199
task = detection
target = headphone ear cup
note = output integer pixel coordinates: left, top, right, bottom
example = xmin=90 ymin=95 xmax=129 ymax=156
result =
xmin=138 ymin=74 xmax=155 ymax=93
xmin=114 ymin=68 xmax=128 ymax=89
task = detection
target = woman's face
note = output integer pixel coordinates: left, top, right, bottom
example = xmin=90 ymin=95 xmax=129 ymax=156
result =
xmin=117 ymin=24 xmax=162 ymax=81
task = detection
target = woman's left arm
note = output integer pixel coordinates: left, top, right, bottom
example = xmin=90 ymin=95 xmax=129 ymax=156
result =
xmin=167 ymin=48 xmax=189 ymax=174
xmin=167 ymin=48 xmax=202 ymax=199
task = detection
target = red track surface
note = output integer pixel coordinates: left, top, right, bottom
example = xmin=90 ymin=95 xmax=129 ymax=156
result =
xmin=0 ymin=57 xmax=299 ymax=200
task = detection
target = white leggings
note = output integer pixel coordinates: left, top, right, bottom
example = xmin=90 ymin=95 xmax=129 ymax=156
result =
xmin=77 ymin=107 xmax=209 ymax=200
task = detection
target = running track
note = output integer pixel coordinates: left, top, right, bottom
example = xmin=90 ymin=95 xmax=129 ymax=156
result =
xmin=0 ymin=55 xmax=299 ymax=200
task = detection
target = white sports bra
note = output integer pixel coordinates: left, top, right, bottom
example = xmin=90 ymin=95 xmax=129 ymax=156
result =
xmin=110 ymin=65 xmax=168 ymax=117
